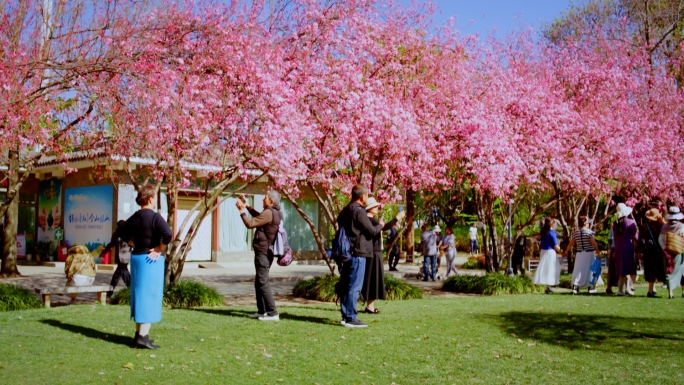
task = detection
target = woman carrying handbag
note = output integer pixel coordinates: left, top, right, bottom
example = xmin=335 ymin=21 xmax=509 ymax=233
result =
xmin=658 ymin=206 xmax=684 ymax=299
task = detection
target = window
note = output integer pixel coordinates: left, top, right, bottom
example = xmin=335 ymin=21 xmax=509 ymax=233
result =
xmin=219 ymin=196 xmax=253 ymax=252
xmin=281 ymin=199 xmax=319 ymax=251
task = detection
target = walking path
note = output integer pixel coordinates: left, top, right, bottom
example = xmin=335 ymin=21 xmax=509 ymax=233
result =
xmin=0 ymin=254 xmax=479 ymax=306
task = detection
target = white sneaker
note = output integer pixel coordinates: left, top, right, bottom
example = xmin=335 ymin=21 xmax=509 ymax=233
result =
xmin=258 ymin=314 xmax=280 ymax=321
xmin=248 ymin=313 xmax=265 ymax=319
xmin=343 ymin=320 xmax=368 ymax=328
xmin=588 ymin=288 xmax=597 ymax=294
xmin=626 ymin=290 xmax=635 ymax=296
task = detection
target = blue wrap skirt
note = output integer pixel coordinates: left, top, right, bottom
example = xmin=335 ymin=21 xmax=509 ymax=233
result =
xmin=130 ymin=253 xmax=164 ymax=324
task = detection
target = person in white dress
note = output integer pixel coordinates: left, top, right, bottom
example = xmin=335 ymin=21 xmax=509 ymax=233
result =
xmin=564 ymin=215 xmax=602 ymax=294
xmin=533 ymin=217 xmax=564 ymax=293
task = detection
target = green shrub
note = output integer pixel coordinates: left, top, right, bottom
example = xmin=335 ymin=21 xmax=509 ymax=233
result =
xmin=292 ymin=275 xmax=340 ymax=302
xmin=558 ymin=274 xmax=573 ymax=289
xmin=111 ymin=280 xmax=224 ymax=308
xmin=383 ymin=275 xmax=423 ymax=300
xmin=442 ymin=274 xmax=544 ymax=295
xmin=293 ymin=274 xmax=424 ymax=302
xmin=110 ymin=287 xmax=131 ymax=305
xmin=461 ymin=260 xmax=484 ymax=269
xmin=0 ymin=284 xmax=43 ymax=311
xmin=164 ymin=280 xmax=224 ymax=308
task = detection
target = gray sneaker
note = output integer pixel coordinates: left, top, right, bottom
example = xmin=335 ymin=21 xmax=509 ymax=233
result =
xmin=248 ymin=313 xmax=265 ymax=319
xmin=343 ymin=320 xmax=368 ymax=328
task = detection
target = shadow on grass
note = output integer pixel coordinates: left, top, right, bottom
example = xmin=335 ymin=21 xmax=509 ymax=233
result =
xmin=493 ymin=311 xmax=684 ymax=353
xmin=189 ymin=308 xmax=254 ymax=318
xmin=40 ymin=319 xmax=132 ymax=347
xmin=190 ymin=308 xmax=336 ymax=325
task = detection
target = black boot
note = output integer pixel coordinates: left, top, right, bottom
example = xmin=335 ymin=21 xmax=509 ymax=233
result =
xmin=134 ymin=334 xmax=159 ymax=349
xmin=134 ymin=332 xmax=154 ymax=344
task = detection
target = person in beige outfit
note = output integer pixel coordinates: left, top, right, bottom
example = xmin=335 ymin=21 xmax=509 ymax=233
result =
xmin=64 ymin=245 xmax=97 ymax=303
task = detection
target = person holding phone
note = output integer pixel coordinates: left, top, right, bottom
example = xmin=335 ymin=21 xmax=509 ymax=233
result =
xmin=236 ymin=191 xmax=283 ymax=321
xmin=387 ymin=205 xmax=403 ymax=271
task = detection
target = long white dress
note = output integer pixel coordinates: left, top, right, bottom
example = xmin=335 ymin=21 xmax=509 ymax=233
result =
xmin=572 ymin=251 xmax=596 ymax=288
xmin=533 ymin=249 xmax=561 ymax=285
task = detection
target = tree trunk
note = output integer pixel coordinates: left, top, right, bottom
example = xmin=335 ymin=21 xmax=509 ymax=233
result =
xmin=171 ymin=202 xmax=212 ymax=284
xmin=474 ymin=191 xmax=494 ymax=273
xmin=279 ymin=189 xmax=336 ymax=275
xmin=164 ymin=170 xmax=251 ymax=284
xmin=0 ymin=151 xmax=21 ymax=277
xmin=405 ymin=189 xmax=415 ymax=262
xmin=484 ymin=195 xmax=499 ymax=273
xmin=164 ymin=176 xmax=178 ymax=285
xmin=555 ymin=194 xmax=572 ymax=273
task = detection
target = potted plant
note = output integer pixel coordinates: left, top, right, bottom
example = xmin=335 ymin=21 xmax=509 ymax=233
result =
xmin=36 ymin=241 xmax=52 ymax=262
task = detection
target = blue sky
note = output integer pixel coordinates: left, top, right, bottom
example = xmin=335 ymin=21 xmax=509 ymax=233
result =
xmin=424 ymin=0 xmax=573 ymax=37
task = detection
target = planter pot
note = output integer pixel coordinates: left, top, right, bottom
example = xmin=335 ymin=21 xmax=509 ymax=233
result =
xmin=26 ymin=254 xmax=33 ymax=261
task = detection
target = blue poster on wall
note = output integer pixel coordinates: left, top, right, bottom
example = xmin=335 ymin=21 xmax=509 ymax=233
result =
xmin=64 ymin=185 xmax=113 ymax=257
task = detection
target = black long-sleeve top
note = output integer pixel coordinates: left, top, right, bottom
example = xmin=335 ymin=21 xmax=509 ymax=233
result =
xmin=370 ymin=217 xmax=398 ymax=256
xmin=117 ymin=209 xmax=173 ymax=255
xmin=336 ymin=201 xmax=383 ymax=258
xmin=387 ymin=225 xmax=400 ymax=253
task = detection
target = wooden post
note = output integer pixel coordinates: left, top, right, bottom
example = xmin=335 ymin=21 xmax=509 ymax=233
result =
xmin=42 ymin=294 xmax=51 ymax=308
xmin=97 ymin=291 xmax=107 ymax=305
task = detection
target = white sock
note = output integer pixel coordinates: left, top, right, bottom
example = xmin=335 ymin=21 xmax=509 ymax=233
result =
xmin=138 ymin=323 xmax=151 ymax=336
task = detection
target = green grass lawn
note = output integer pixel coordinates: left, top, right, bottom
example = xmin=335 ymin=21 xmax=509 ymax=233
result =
xmin=1 ymin=288 xmax=683 ymax=384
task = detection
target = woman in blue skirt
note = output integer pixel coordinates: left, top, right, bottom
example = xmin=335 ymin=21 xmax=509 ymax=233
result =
xmin=118 ymin=185 xmax=172 ymax=349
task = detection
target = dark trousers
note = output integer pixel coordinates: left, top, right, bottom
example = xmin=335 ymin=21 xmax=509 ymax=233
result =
xmin=607 ymin=251 xmax=619 ymax=287
xmin=254 ymin=252 xmax=277 ymax=316
xmin=423 ymin=255 xmax=437 ymax=281
xmin=388 ymin=250 xmax=400 ymax=269
xmin=109 ymin=263 xmax=130 ymax=291
xmin=340 ymin=256 xmax=366 ymax=322
xmin=512 ymin=255 xmax=524 ymax=275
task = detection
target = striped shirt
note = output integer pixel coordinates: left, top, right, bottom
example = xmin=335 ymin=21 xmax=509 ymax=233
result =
xmin=572 ymin=229 xmax=594 ymax=251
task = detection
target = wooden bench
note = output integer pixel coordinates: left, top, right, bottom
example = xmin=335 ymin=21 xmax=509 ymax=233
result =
xmin=35 ymin=285 xmax=112 ymax=308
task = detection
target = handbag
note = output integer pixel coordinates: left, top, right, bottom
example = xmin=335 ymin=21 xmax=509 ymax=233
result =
xmin=664 ymin=224 xmax=684 ymax=255
xmin=67 ymin=255 xmax=89 ymax=282
xmin=589 ymin=257 xmax=602 ymax=286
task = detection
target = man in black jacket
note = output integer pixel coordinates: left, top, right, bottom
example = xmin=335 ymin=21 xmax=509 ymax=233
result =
xmin=336 ymin=184 xmax=384 ymax=328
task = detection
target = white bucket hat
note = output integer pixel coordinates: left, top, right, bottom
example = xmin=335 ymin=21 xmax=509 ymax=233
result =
xmin=433 ymin=225 xmax=442 ymax=233
xmin=364 ymin=197 xmax=382 ymax=211
xmin=615 ymin=203 xmax=633 ymax=219
xmin=666 ymin=206 xmax=684 ymax=221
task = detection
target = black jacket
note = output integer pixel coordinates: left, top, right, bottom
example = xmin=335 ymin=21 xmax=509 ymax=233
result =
xmin=242 ymin=204 xmax=282 ymax=255
xmin=337 ymin=201 xmax=383 ymax=258
xmin=370 ymin=217 xmax=397 ymax=255
xmin=387 ymin=225 xmax=400 ymax=253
